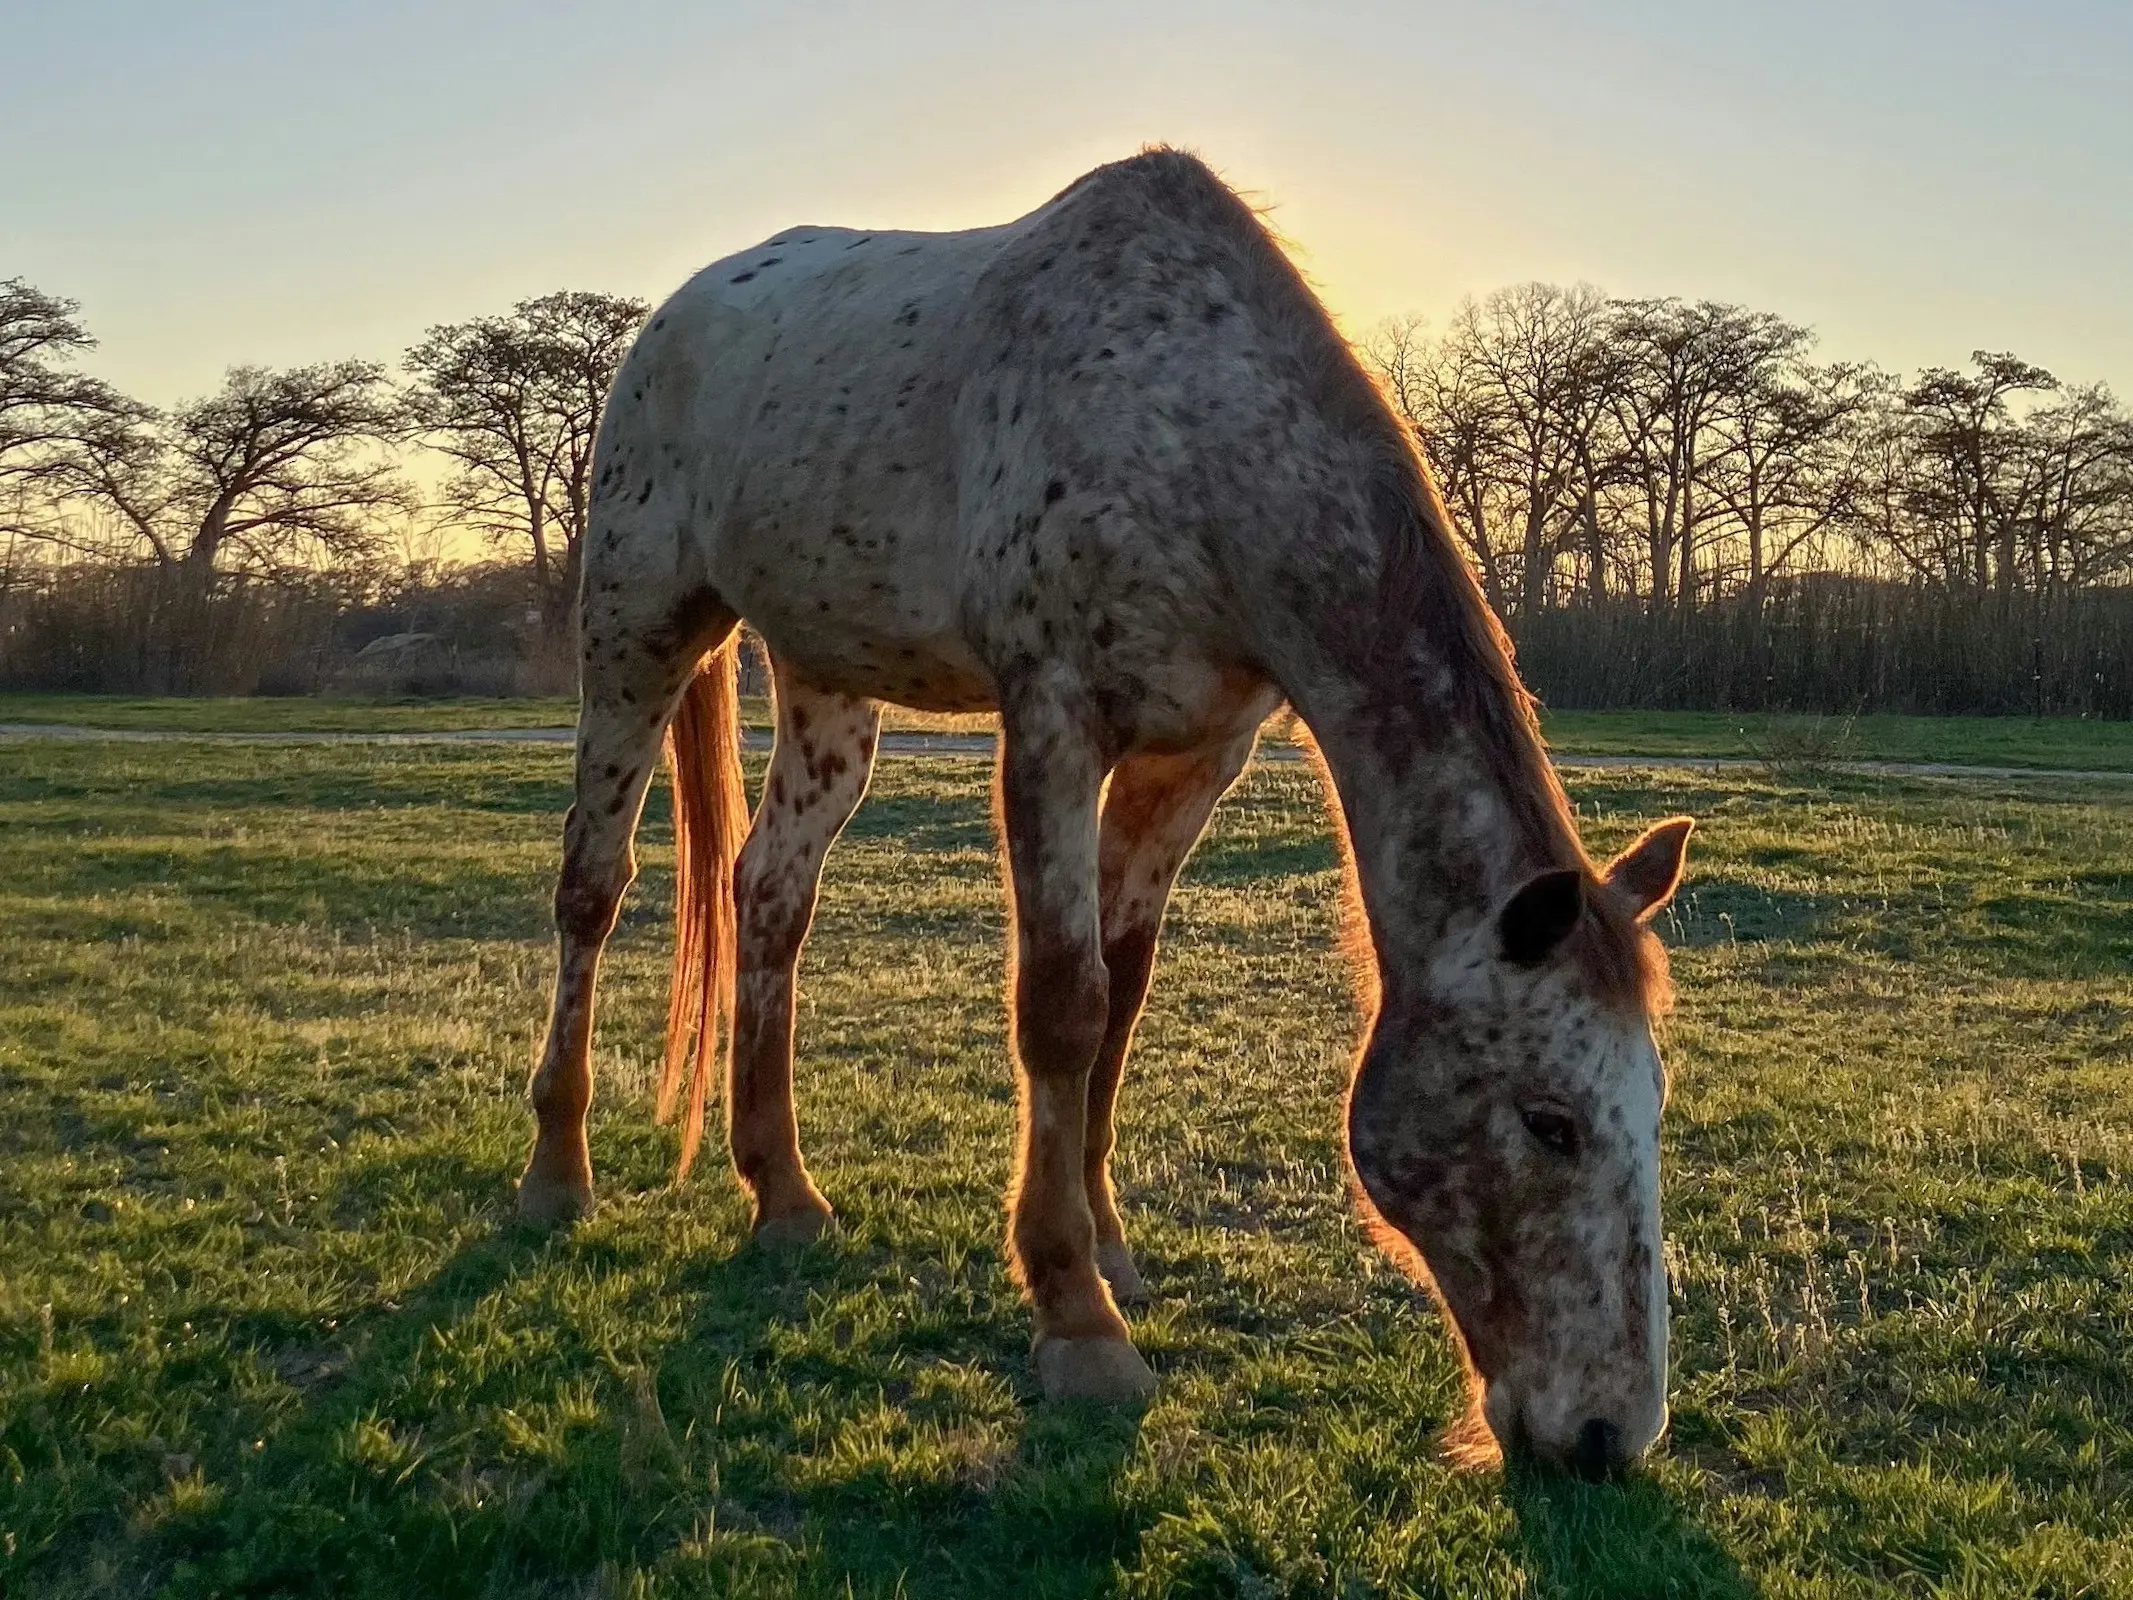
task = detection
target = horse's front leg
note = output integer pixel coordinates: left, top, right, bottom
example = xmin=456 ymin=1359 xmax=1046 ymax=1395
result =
xmin=1086 ymin=732 xmax=1260 ymax=1303
xmin=997 ymin=706 xmax=1153 ymax=1404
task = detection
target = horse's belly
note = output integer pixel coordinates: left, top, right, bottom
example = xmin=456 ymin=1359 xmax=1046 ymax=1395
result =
xmin=749 ymin=609 xmax=997 ymax=712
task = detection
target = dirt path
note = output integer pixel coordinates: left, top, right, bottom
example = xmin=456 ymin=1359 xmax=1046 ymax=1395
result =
xmin=5 ymin=721 xmax=2130 ymax=782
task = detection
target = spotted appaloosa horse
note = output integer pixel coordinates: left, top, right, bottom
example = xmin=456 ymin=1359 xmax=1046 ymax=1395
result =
xmin=514 ymin=148 xmax=1693 ymax=1476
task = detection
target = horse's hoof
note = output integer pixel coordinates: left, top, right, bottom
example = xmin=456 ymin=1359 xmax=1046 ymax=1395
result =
xmin=752 ymin=1205 xmax=834 ymax=1250
xmin=516 ymin=1174 xmax=594 ymax=1226
xmin=1096 ymin=1240 xmax=1151 ymax=1306
xmin=1035 ymin=1335 xmax=1156 ymax=1405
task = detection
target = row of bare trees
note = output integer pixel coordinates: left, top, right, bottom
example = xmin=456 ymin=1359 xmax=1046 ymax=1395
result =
xmin=1366 ymin=286 xmax=2133 ymax=618
xmin=1 ymin=278 xmax=646 ymax=628
xmin=6 ymin=270 xmax=2130 ymax=708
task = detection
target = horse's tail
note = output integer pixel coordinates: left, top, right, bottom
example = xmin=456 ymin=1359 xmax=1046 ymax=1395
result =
xmin=657 ymin=638 xmax=747 ymax=1179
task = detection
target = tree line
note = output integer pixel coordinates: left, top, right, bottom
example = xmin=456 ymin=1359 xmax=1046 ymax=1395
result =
xmin=4 ymin=271 xmax=2130 ymax=711
xmin=1365 ymin=286 xmax=2133 ymax=618
xmin=1 ymin=279 xmax=647 ymax=630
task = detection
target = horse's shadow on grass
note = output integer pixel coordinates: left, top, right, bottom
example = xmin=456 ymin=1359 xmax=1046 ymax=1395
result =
xmin=179 ymin=1195 xmax=1144 ymax=1596
xmin=1504 ymin=1458 xmax=1758 ymax=1599
xmin=644 ymin=1220 xmax=1149 ymax=1594
xmin=191 ymin=1182 xmax=1772 ymax=1599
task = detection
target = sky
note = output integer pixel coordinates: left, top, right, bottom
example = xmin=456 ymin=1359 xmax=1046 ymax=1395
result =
xmin=5 ymin=0 xmax=2130 ymax=407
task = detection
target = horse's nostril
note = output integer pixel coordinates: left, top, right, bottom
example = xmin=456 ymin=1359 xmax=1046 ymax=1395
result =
xmin=1571 ymin=1418 xmax=1623 ymax=1481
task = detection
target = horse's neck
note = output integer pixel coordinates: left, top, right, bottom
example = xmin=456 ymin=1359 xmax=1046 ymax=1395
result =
xmin=1243 ymin=459 xmax=1565 ymax=975
xmin=1309 ymin=703 xmax=1531 ymax=965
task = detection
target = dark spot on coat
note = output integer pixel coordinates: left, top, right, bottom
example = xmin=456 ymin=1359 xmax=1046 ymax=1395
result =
xmin=731 ymin=271 xmax=757 ymax=284
xmin=1044 ymin=480 xmax=1066 ymax=505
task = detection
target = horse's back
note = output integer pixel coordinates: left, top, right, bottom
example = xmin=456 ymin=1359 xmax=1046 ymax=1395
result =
xmin=590 ymin=152 xmax=1307 ymax=743
xmin=589 ymin=219 xmax=1031 ymax=705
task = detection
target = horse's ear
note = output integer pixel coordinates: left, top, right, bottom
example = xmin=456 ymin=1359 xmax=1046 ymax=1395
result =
xmin=1604 ymin=817 xmax=1694 ymax=922
xmin=1500 ymin=869 xmax=1584 ymax=966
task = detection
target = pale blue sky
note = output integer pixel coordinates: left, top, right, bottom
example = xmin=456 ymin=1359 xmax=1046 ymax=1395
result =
xmin=5 ymin=0 xmax=2128 ymax=404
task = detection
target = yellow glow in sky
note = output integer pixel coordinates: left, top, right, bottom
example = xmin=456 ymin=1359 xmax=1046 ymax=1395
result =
xmin=6 ymin=1 xmax=2128 ymax=404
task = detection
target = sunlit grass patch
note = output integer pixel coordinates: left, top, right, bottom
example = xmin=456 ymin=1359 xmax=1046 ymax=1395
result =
xmin=0 ymin=738 xmax=2127 ymax=1596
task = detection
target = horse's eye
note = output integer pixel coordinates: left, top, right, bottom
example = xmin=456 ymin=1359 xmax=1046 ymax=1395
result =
xmin=1521 ymin=1107 xmax=1580 ymax=1158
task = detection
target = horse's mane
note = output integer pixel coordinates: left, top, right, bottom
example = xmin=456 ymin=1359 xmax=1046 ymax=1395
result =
xmin=1065 ymin=148 xmax=1669 ymax=1015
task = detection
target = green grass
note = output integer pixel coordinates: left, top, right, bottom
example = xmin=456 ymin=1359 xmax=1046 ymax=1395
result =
xmin=6 ymin=695 xmax=2133 ymax=772
xmin=1538 ymin=710 xmax=2133 ymax=773
xmin=0 ymin=694 xmax=584 ymax=733
xmin=1 ymin=740 xmax=2129 ymax=1597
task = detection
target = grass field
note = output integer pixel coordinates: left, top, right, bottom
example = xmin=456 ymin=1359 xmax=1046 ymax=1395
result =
xmin=5 ymin=693 xmax=2132 ymax=772
xmin=1 ymin=737 xmax=2129 ymax=1597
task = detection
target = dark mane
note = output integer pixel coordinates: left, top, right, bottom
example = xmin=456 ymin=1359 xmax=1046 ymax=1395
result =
xmin=1076 ymin=147 xmax=1669 ymax=1015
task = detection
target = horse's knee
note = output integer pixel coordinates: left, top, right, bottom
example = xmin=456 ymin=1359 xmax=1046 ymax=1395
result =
xmin=1017 ymin=938 xmax=1109 ymax=1074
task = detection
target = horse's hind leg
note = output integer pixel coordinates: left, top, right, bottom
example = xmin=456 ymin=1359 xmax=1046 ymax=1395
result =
xmin=1086 ymin=732 xmax=1258 ymax=1303
xmin=729 ymin=668 xmax=880 ymax=1245
xmin=518 ymin=608 xmax=733 ymax=1223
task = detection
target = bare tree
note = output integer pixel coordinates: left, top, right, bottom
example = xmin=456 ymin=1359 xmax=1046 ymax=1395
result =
xmin=2012 ymin=385 xmax=2133 ymax=589
xmin=1699 ymin=346 xmax=1880 ymax=615
xmin=404 ymin=291 xmax=648 ymax=629
xmin=1602 ymin=300 xmax=1798 ymax=615
xmin=66 ymin=360 xmax=409 ymax=584
xmin=0 ymin=280 xmax=140 ymax=536
xmin=1419 ymin=284 xmax=1615 ymax=617
xmin=1369 ymin=312 xmax=1514 ymax=609
xmin=1896 ymin=352 xmax=2060 ymax=591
